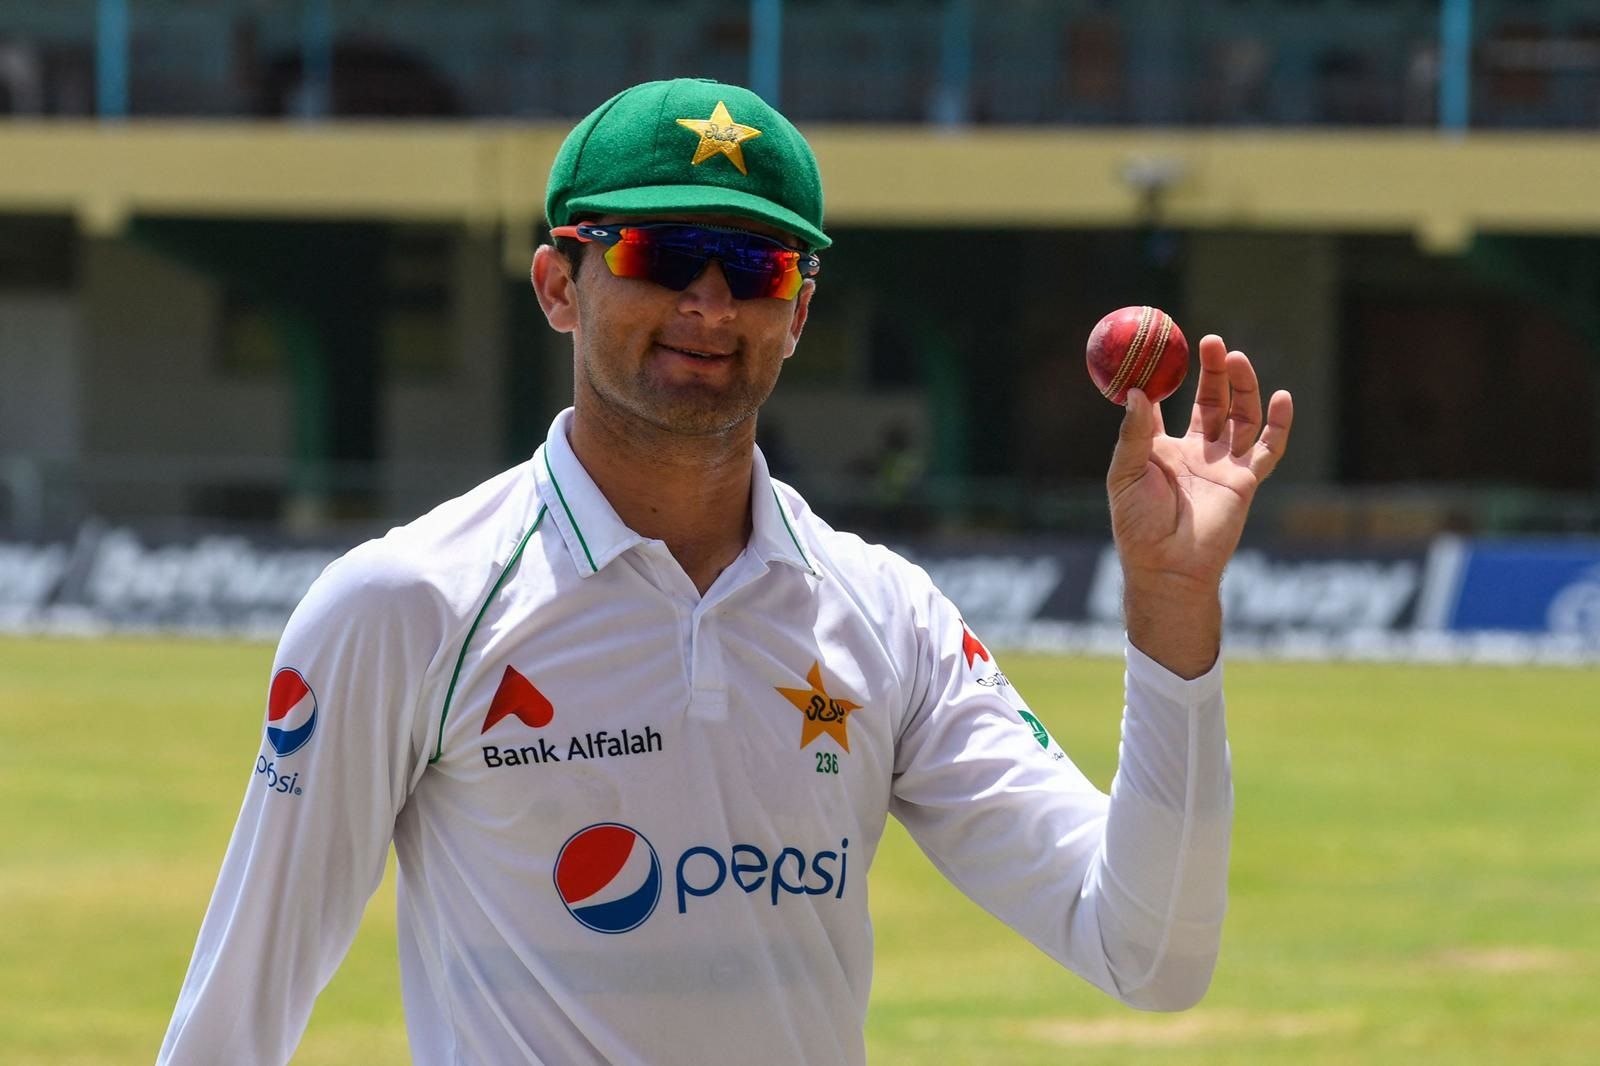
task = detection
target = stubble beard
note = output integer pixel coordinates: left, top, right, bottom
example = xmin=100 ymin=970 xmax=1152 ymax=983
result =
xmin=579 ymin=340 xmax=782 ymax=441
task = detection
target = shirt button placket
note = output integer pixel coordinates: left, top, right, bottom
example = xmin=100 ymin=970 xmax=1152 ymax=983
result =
xmin=688 ymin=609 xmax=730 ymax=722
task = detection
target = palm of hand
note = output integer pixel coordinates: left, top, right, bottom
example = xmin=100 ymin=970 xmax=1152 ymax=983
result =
xmin=1107 ymin=336 xmax=1293 ymax=589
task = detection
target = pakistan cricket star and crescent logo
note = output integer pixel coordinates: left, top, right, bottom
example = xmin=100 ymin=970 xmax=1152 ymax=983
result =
xmin=775 ymin=662 xmax=861 ymax=753
xmin=676 ymin=100 xmax=763 ymax=175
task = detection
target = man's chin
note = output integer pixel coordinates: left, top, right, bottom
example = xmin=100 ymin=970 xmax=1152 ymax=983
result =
xmin=646 ymin=406 xmax=757 ymax=438
xmin=633 ymin=379 xmax=773 ymax=436
xmin=611 ymin=390 xmax=756 ymax=439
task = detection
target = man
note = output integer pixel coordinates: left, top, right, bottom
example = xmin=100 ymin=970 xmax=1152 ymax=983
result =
xmin=160 ymin=78 xmax=1292 ymax=1064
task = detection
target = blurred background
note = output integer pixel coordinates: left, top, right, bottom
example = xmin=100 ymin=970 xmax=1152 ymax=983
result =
xmin=2 ymin=0 xmax=1599 ymax=661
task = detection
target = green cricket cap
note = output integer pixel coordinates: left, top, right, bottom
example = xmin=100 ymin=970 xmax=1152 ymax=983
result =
xmin=545 ymin=78 xmax=830 ymax=251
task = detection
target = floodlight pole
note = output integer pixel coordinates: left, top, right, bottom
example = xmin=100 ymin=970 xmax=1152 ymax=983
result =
xmin=300 ymin=0 xmax=334 ymax=119
xmin=750 ymin=0 xmax=782 ymax=107
xmin=1440 ymin=0 xmax=1473 ymax=133
xmin=933 ymin=0 xmax=973 ymax=126
xmin=95 ymin=0 xmax=128 ymax=118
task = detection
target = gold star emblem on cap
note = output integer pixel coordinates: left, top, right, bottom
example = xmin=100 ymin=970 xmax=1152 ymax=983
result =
xmin=676 ymin=100 xmax=763 ymax=176
xmin=775 ymin=661 xmax=860 ymax=753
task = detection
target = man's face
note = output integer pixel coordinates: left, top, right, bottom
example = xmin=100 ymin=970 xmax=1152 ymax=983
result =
xmin=536 ymin=214 xmax=814 ymax=439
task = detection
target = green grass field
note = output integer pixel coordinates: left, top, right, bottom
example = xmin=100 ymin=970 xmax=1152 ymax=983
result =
xmin=2 ymin=635 xmax=1597 ymax=1065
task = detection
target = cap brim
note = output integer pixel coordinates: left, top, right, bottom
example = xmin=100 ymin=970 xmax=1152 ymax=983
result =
xmin=563 ymin=185 xmax=831 ymax=251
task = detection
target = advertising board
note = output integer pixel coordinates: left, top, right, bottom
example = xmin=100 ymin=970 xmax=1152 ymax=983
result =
xmin=3 ymin=524 xmax=1597 ymax=662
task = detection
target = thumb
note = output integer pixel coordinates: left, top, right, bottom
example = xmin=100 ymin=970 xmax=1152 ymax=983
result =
xmin=1106 ymin=388 xmax=1156 ymax=495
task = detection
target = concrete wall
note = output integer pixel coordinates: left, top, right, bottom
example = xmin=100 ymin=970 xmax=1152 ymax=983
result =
xmin=383 ymin=229 xmax=510 ymax=515
xmin=0 ymin=293 xmax=81 ymax=527
xmin=1183 ymin=232 xmax=1339 ymax=483
xmin=0 ymin=293 xmax=81 ymax=459
xmin=71 ymin=231 xmax=520 ymax=522
xmin=78 ymin=237 xmax=289 ymax=517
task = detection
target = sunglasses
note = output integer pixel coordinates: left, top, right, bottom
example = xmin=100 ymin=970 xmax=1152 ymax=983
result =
xmin=550 ymin=221 xmax=820 ymax=300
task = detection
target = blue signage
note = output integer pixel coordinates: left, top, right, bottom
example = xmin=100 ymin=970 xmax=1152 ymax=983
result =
xmin=1447 ymin=542 xmax=1600 ymax=636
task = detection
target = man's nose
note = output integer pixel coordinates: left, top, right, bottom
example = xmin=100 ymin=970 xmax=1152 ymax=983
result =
xmin=677 ymin=259 xmax=738 ymax=319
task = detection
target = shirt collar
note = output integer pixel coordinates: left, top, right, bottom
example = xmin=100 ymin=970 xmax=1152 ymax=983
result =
xmin=749 ymin=445 xmax=818 ymax=577
xmin=535 ymin=408 xmax=816 ymax=579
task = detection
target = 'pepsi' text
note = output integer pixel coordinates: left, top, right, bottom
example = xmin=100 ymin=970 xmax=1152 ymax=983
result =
xmin=675 ymin=839 xmax=848 ymax=914
xmin=256 ymin=756 xmax=304 ymax=796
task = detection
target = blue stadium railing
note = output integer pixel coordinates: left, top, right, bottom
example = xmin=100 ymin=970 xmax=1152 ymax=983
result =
xmin=2 ymin=0 xmax=1599 ymax=128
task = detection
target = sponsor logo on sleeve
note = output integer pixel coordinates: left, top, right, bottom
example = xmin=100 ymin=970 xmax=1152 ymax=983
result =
xmin=265 ymin=667 xmax=317 ymax=756
xmin=961 ymin=621 xmax=991 ymax=669
xmin=1017 ymin=708 xmax=1050 ymax=749
xmin=256 ymin=667 xmax=316 ymax=797
xmin=1016 ymin=707 xmax=1064 ymax=760
xmin=962 ymin=619 xmax=1013 ymax=687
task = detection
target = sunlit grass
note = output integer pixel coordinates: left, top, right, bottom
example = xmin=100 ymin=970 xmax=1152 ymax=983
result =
xmin=2 ymin=638 xmax=1595 ymax=1064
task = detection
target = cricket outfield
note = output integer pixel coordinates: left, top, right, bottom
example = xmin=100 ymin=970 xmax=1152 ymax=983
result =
xmin=1 ymin=637 xmax=1595 ymax=1065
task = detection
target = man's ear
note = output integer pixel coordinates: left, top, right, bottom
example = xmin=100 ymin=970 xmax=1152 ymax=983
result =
xmin=532 ymin=245 xmax=578 ymax=333
xmin=782 ymin=280 xmax=814 ymax=360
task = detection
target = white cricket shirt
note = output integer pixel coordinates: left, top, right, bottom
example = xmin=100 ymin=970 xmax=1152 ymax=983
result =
xmin=159 ymin=408 xmax=1232 ymax=1065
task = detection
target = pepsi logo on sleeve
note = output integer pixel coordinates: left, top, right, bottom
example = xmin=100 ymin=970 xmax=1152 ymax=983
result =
xmin=265 ymin=667 xmax=318 ymax=757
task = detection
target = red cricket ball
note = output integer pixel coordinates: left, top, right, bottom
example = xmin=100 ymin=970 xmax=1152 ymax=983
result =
xmin=1085 ymin=305 xmax=1189 ymax=405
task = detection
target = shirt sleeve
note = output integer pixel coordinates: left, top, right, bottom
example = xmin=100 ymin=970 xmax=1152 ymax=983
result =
xmin=889 ymin=590 xmax=1231 ymax=1011
xmin=158 ymin=544 xmax=447 ymax=1065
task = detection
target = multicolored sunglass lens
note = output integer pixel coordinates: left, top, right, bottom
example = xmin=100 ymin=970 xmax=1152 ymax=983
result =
xmin=550 ymin=222 xmax=819 ymax=300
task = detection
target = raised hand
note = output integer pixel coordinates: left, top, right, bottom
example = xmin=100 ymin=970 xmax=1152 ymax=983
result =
xmin=1104 ymin=334 xmax=1294 ymax=676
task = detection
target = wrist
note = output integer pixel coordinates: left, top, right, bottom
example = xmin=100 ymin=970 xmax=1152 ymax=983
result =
xmin=1121 ymin=568 xmax=1223 ymax=680
xmin=1119 ymin=565 xmax=1221 ymax=606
